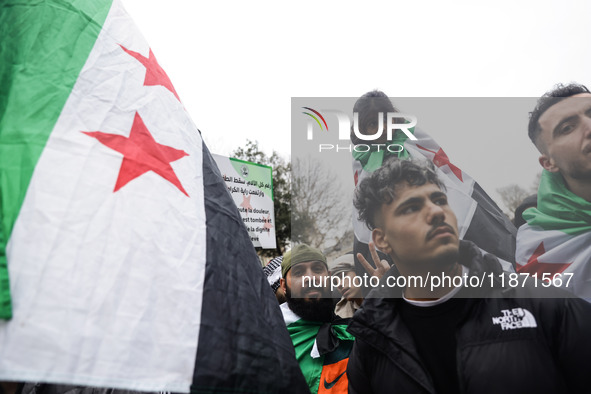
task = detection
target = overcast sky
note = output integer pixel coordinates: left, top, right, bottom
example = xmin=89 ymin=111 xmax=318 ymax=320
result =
xmin=122 ymin=0 xmax=590 ymax=207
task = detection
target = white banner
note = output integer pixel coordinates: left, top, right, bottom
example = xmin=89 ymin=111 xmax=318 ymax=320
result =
xmin=213 ymin=155 xmax=276 ymax=249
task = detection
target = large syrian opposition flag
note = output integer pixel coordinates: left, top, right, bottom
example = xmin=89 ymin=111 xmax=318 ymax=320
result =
xmin=516 ymin=170 xmax=591 ymax=300
xmin=0 ymin=1 xmax=307 ymax=392
xmin=353 ymin=126 xmax=517 ymax=273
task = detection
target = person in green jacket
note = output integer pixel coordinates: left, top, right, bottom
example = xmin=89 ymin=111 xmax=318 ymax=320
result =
xmin=279 ymin=244 xmax=355 ymax=394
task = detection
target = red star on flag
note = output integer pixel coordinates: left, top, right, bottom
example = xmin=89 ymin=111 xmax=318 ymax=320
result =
xmin=83 ymin=112 xmax=189 ymax=196
xmin=517 ymin=242 xmax=572 ymax=277
xmin=263 ymin=215 xmax=274 ymax=235
xmin=240 ymin=195 xmax=253 ymax=213
xmin=416 ymin=145 xmax=463 ymax=181
xmin=119 ymin=44 xmax=180 ymax=101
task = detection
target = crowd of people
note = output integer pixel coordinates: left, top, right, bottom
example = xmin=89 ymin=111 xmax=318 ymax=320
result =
xmin=2 ymin=82 xmax=590 ymax=394
xmin=263 ymin=84 xmax=591 ymax=393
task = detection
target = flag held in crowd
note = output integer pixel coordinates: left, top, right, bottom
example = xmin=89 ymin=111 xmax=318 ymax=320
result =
xmin=0 ymin=0 xmax=307 ymax=392
xmin=516 ymin=170 xmax=591 ymax=300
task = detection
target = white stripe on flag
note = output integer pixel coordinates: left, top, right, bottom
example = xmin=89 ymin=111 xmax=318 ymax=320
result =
xmin=353 ymin=128 xmax=478 ymax=244
xmin=517 ymin=225 xmax=591 ymax=300
xmin=0 ymin=1 xmax=206 ymax=392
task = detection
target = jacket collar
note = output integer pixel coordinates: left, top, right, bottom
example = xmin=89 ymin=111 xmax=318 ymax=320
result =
xmin=347 ymin=241 xmax=504 ymax=393
xmin=348 ymin=240 xmax=504 ymax=341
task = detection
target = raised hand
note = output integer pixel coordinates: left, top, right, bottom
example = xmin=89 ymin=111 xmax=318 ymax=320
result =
xmin=357 ymin=241 xmax=390 ymax=280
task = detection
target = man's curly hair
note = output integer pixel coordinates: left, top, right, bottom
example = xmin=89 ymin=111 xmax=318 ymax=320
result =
xmin=354 ymin=159 xmax=445 ymax=230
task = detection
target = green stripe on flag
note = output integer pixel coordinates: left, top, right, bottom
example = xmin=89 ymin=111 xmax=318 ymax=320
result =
xmin=0 ymin=0 xmax=112 ymax=319
xmin=351 ymin=127 xmax=414 ymax=172
xmin=523 ymin=170 xmax=591 ymax=237
xmin=286 ymin=320 xmax=354 ymax=394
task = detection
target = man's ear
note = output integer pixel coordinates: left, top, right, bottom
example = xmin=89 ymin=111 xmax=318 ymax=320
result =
xmin=539 ymin=154 xmax=559 ymax=173
xmin=280 ymin=277 xmax=287 ymax=294
xmin=372 ymin=227 xmax=392 ymax=254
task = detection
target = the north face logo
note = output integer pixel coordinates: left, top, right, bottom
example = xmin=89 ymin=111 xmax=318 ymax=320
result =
xmin=492 ymin=308 xmax=537 ymax=330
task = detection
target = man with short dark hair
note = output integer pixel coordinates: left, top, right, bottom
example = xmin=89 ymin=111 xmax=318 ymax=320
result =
xmin=527 ymin=83 xmax=591 ymax=198
xmin=516 ymin=83 xmax=591 ymax=299
xmin=279 ymin=244 xmax=355 ymax=394
xmin=347 ymin=158 xmax=591 ymax=393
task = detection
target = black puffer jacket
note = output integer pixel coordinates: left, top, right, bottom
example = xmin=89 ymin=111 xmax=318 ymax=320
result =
xmin=347 ymin=241 xmax=591 ymax=394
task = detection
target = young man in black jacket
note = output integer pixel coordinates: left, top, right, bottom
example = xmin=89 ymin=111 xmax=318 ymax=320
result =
xmin=347 ymin=158 xmax=591 ymax=394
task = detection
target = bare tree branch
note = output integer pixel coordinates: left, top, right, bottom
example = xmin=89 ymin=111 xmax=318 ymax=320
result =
xmin=292 ymin=157 xmax=351 ymax=250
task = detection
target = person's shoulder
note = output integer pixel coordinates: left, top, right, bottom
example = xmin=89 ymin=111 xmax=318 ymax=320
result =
xmin=482 ymin=274 xmax=591 ymax=326
xmin=347 ymin=284 xmax=400 ymax=344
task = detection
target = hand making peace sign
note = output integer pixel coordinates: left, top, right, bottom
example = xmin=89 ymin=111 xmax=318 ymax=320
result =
xmin=356 ymin=241 xmax=390 ymax=281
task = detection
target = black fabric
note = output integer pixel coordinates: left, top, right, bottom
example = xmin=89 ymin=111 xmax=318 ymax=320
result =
xmin=347 ymin=241 xmax=591 ymax=394
xmin=464 ymin=182 xmax=517 ymax=265
xmin=316 ymin=316 xmax=351 ymax=356
xmin=191 ymin=142 xmax=308 ymax=393
xmin=1 ymin=383 xmax=24 ymax=394
xmin=397 ymin=295 xmax=473 ymax=394
xmin=316 ymin=322 xmax=340 ymax=356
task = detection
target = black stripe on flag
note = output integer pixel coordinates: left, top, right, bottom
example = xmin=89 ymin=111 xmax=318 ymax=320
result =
xmin=191 ymin=141 xmax=308 ymax=393
xmin=463 ymin=182 xmax=517 ymax=265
